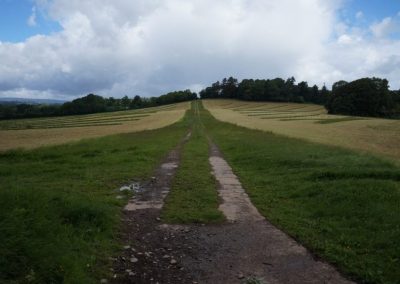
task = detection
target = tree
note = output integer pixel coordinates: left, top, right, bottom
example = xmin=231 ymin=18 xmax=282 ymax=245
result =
xmin=221 ymin=77 xmax=238 ymax=98
xmin=332 ymin=80 xmax=348 ymax=92
xmin=297 ymin=81 xmax=310 ymax=102
xmin=130 ymin=95 xmax=143 ymax=109
xmin=326 ymin=77 xmax=394 ymax=117
xmin=121 ymin=95 xmax=131 ymax=109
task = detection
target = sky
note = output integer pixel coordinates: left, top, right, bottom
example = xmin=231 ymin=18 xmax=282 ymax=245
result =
xmin=0 ymin=0 xmax=400 ymax=99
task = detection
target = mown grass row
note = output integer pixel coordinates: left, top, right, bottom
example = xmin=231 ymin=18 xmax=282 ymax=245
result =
xmin=0 ymin=104 xmax=178 ymax=130
xmin=240 ymin=109 xmax=323 ymax=114
xmin=0 ymin=112 xmax=189 ymax=283
xmin=162 ymin=102 xmax=224 ymax=223
xmin=201 ymin=102 xmax=400 ymax=284
xmin=2 ymin=118 xmax=143 ymax=130
xmin=220 ymin=101 xmax=364 ymax=124
xmin=248 ymin=111 xmax=325 ymax=117
xmin=259 ymin=113 xmax=327 ymax=120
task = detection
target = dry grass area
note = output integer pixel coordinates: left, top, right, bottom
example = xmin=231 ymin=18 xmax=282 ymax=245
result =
xmin=204 ymin=99 xmax=400 ymax=161
xmin=0 ymin=102 xmax=189 ymax=151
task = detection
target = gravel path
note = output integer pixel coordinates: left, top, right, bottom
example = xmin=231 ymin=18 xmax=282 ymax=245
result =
xmin=110 ymin=135 xmax=354 ymax=284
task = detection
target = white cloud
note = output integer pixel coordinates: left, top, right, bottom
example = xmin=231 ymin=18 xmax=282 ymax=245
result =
xmin=337 ymin=34 xmax=361 ymax=45
xmin=298 ymin=33 xmax=400 ymax=90
xmin=356 ymin=11 xmax=363 ymax=20
xmin=370 ymin=17 xmax=391 ymax=37
xmin=370 ymin=17 xmax=399 ymax=38
xmin=27 ymin=7 xmax=37 ymax=27
xmin=1 ymin=0 xmax=400 ymax=99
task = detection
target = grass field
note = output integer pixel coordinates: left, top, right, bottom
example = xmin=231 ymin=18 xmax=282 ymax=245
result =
xmin=162 ymin=102 xmax=224 ymax=223
xmin=0 ymin=102 xmax=189 ymax=151
xmin=0 ymin=113 xmax=189 ymax=283
xmin=2 ymin=100 xmax=399 ymax=284
xmin=204 ymin=99 xmax=400 ymax=161
xmin=200 ymin=102 xmax=400 ymax=283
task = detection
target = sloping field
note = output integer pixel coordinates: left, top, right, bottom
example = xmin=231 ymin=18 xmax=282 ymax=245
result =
xmin=0 ymin=102 xmax=189 ymax=151
xmin=204 ymin=99 xmax=400 ymax=160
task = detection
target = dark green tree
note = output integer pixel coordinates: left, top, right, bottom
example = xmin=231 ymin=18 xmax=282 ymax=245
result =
xmin=326 ymin=78 xmax=394 ymax=117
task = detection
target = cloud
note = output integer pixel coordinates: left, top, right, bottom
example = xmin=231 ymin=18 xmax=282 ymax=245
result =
xmin=27 ymin=7 xmax=37 ymax=27
xmin=1 ymin=0 xmax=400 ymax=99
xmin=298 ymin=28 xmax=400 ymax=89
xmin=355 ymin=11 xmax=363 ymax=20
xmin=370 ymin=17 xmax=397 ymax=38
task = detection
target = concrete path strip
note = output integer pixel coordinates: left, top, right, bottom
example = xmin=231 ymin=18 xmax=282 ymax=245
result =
xmin=207 ymin=142 xmax=354 ymax=284
xmin=209 ymin=143 xmax=264 ymax=222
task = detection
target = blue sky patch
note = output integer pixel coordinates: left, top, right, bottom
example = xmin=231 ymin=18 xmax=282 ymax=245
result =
xmin=339 ymin=1 xmax=400 ymax=27
xmin=0 ymin=0 xmax=61 ymax=42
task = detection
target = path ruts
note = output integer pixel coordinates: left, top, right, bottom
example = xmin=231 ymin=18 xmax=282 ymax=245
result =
xmin=110 ymin=102 xmax=354 ymax=284
xmin=111 ymin=132 xmax=194 ymax=284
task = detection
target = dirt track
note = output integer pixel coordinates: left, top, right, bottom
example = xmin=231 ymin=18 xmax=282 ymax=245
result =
xmin=111 ymin=136 xmax=354 ymax=283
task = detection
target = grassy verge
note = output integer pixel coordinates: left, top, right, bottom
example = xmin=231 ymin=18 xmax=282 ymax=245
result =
xmin=162 ymin=102 xmax=224 ymax=223
xmin=0 ymin=114 xmax=189 ymax=283
xmin=201 ymin=101 xmax=400 ymax=284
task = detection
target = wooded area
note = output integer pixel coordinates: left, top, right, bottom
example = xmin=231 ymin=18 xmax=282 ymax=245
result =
xmin=200 ymin=77 xmax=400 ymax=118
xmin=2 ymin=76 xmax=399 ymax=120
xmin=0 ymin=90 xmax=197 ymax=120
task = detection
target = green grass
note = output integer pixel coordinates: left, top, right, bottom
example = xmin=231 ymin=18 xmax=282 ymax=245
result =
xmin=201 ymin=102 xmax=400 ymax=284
xmin=0 ymin=113 xmax=189 ymax=283
xmin=162 ymin=102 xmax=224 ymax=223
xmin=3 ymin=100 xmax=399 ymax=283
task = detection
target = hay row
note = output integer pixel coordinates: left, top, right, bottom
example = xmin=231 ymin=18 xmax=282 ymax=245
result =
xmin=0 ymin=104 xmax=180 ymax=130
xmin=0 ymin=104 xmax=177 ymax=125
xmin=259 ymin=113 xmax=326 ymax=120
xmin=4 ymin=122 xmax=125 ymax=130
xmin=1 ymin=117 xmax=142 ymax=130
xmin=243 ymin=110 xmax=324 ymax=116
xmin=0 ymin=114 xmax=150 ymax=127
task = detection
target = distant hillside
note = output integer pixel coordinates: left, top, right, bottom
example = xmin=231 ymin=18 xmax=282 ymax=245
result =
xmin=0 ymin=97 xmax=66 ymax=105
xmin=0 ymin=91 xmax=197 ymax=120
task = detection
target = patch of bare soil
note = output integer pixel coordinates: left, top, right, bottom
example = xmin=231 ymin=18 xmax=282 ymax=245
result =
xmin=111 ymin=138 xmax=354 ymax=284
xmin=111 ymin=133 xmax=193 ymax=283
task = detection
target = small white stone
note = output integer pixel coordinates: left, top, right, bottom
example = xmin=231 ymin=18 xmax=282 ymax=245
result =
xmin=119 ymin=186 xmax=132 ymax=192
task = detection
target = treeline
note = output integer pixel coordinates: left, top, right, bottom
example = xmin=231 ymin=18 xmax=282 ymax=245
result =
xmin=326 ymin=78 xmax=400 ymax=118
xmin=200 ymin=77 xmax=400 ymax=118
xmin=0 ymin=90 xmax=197 ymax=120
xmin=200 ymin=77 xmax=329 ymax=104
